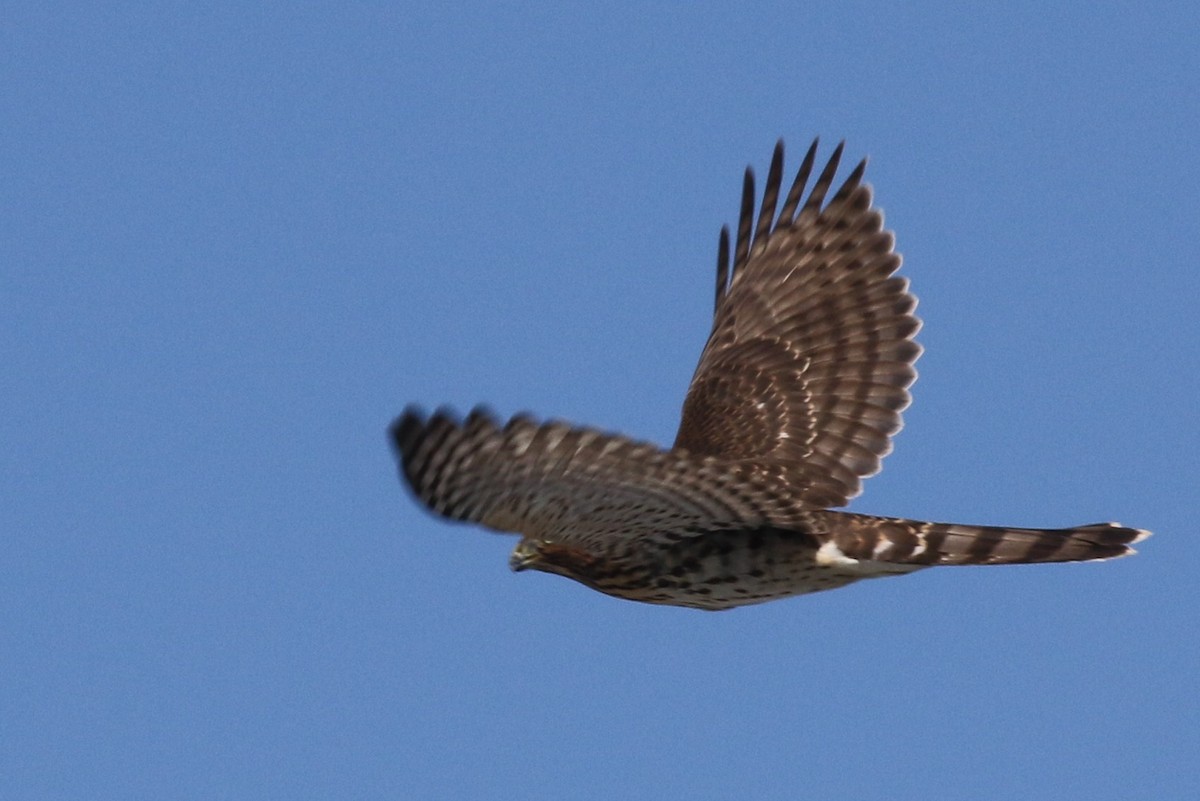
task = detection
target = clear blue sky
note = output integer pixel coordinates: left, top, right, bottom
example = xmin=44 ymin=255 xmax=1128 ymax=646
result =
xmin=4 ymin=3 xmax=1197 ymax=799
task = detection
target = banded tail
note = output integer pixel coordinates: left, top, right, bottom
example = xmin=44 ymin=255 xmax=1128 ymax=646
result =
xmin=812 ymin=511 xmax=1150 ymax=567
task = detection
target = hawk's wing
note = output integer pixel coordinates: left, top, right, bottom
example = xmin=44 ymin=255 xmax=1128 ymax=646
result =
xmin=392 ymin=407 xmax=795 ymax=546
xmin=673 ymin=140 xmax=921 ymax=508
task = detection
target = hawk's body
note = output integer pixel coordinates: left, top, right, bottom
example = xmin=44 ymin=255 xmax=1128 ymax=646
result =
xmin=391 ymin=139 xmax=1147 ymax=610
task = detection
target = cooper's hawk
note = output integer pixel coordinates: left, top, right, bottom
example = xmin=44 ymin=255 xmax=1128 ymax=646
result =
xmin=390 ymin=139 xmax=1148 ymax=610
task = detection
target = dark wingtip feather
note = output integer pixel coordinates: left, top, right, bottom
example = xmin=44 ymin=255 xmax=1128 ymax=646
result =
xmin=778 ymin=137 xmax=819 ymax=225
xmin=390 ymin=405 xmax=477 ymax=508
xmin=733 ymin=167 xmax=755 ymax=275
xmin=845 ymin=157 xmax=868 ymax=190
xmin=827 ymin=157 xmax=870 ymax=209
xmin=714 ymin=225 xmax=731 ymax=313
xmin=466 ymin=405 xmax=498 ymax=425
xmin=751 ymin=141 xmax=785 ymax=253
xmin=389 ymin=405 xmax=429 ymax=457
xmin=800 ymin=140 xmax=845 ymax=217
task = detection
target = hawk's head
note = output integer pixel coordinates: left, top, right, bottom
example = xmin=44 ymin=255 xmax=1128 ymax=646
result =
xmin=509 ymin=538 xmax=599 ymax=580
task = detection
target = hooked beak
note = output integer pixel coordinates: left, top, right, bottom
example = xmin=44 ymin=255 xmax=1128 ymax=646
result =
xmin=509 ymin=542 xmax=538 ymax=572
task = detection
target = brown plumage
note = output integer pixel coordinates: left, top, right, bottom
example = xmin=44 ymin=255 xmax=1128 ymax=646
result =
xmin=390 ymin=139 xmax=1149 ymax=610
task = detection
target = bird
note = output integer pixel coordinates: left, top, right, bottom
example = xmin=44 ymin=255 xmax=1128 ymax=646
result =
xmin=389 ymin=138 xmax=1149 ymax=610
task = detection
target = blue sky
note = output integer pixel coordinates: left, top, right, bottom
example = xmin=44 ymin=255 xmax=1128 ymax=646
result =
xmin=4 ymin=2 xmax=1197 ymax=799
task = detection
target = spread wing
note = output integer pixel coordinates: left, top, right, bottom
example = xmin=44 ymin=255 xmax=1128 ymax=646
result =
xmin=391 ymin=406 xmax=797 ymax=547
xmin=673 ymin=140 xmax=921 ymax=508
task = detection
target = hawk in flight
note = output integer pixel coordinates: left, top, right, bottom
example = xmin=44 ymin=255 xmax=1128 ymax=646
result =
xmin=391 ymin=139 xmax=1148 ymax=610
